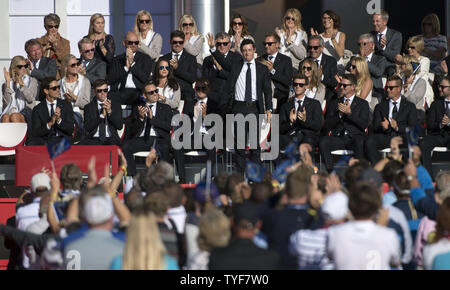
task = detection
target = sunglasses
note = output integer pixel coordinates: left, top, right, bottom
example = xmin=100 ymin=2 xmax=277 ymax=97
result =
xmin=302 ymin=66 xmax=312 ymax=71
xmin=408 ymin=46 xmax=416 ymax=50
xmin=263 ymin=42 xmax=276 ymax=46
xmin=307 ymin=45 xmax=320 ymax=51
xmin=439 ymin=85 xmax=450 ymax=90
xmin=385 ymin=85 xmax=400 ymax=90
xmin=172 ymin=40 xmax=184 ymax=45
xmin=340 ymin=83 xmax=353 ymax=88
xmin=139 ymin=19 xmax=151 ymax=24
xmin=350 ymin=65 xmax=357 ymax=70
xmin=47 ymin=25 xmax=59 ymax=29
xmin=83 ymin=48 xmax=95 ymax=53
xmin=285 ymin=17 xmax=295 ymax=21
xmin=159 ymin=65 xmax=170 ymax=70
xmin=232 ymin=22 xmax=243 ymax=26
xmin=16 ymin=64 xmax=29 ymax=69
xmin=96 ymin=88 xmax=108 ymax=93
xmin=216 ymin=42 xmax=229 ymax=47
xmin=69 ymin=61 xmax=81 ymax=68
xmin=293 ymin=83 xmax=306 ymax=87
xmin=48 ymin=86 xmax=60 ymax=91
xmin=182 ymin=23 xmax=194 ymax=27
xmin=358 ymin=42 xmax=369 ymax=47
xmin=195 ymin=86 xmax=208 ymax=91
xmin=127 ymin=41 xmax=139 ymax=46
xmin=144 ymin=89 xmax=159 ymax=95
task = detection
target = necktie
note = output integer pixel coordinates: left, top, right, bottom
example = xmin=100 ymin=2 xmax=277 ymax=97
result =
xmin=245 ymin=63 xmax=252 ymax=102
xmin=315 ymin=60 xmax=320 ymax=68
xmin=445 ymin=101 xmax=450 ymax=117
xmin=268 ymin=55 xmax=274 ymax=62
xmin=33 ymin=60 xmax=38 ymax=69
xmin=378 ymin=33 xmax=383 ymax=46
xmin=99 ymin=103 xmax=106 ymax=141
xmin=144 ymin=105 xmax=153 ymax=141
xmin=344 ymin=98 xmax=350 ymax=106
xmin=392 ymin=101 xmax=398 ymax=120
xmin=174 ymin=54 xmax=179 ymax=61
xmin=50 ymin=103 xmax=54 ymax=117
xmin=297 ymin=100 xmax=303 ymax=112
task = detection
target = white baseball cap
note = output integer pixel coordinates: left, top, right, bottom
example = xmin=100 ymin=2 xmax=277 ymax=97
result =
xmin=321 ymin=191 xmax=349 ymax=221
xmin=83 ymin=195 xmax=114 ymax=225
xmin=31 ymin=173 xmax=51 ymax=192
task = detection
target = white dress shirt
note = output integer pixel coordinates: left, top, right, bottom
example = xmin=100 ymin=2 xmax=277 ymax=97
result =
xmin=172 ymin=50 xmax=183 ymax=60
xmin=46 ymin=99 xmax=61 ymax=130
xmin=389 ymin=97 xmax=401 ymax=120
xmin=294 ymin=95 xmax=306 ymax=111
xmin=124 ymin=52 xmax=137 ymax=89
xmin=139 ymin=101 xmax=158 ymax=137
xmin=378 ymin=27 xmax=388 ymax=51
xmin=94 ymin=100 xmax=111 ymax=138
xmin=235 ymin=59 xmax=257 ymax=101
xmin=193 ymin=97 xmax=208 ymax=135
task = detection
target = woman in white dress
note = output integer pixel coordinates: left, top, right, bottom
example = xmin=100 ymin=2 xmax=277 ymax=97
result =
xmin=298 ymin=58 xmax=326 ymax=108
xmin=152 ymin=59 xmax=181 ymax=111
xmin=228 ymin=14 xmax=255 ymax=55
xmin=1 ymin=56 xmax=38 ymax=123
xmin=178 ymin=14 xmax=205 ymax=66
xmin=348 ymin=56 xmax=376 ymax=111
xmin=276 ymin=8 xmax=308 ymax=71
xmin=133 ymin=10 xmax=163 ymax=63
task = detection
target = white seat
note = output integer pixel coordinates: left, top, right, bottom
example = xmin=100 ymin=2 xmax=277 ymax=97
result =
xmin=184 ymin=150 xmax=207 ymax=157
xmin=321 ymin=100 xmax=327 ymax=112
xmin=433 ymin=147 xmax=449 ymax=153
xmin=117 ymin=123 xmax=125 ymax=140
xmin=331 ymin=150 xmax=354 ymax=155
xmin=272 ymin=98 xmax=277 ymax=111
xmin=133 ymin=151 xmax=150 ymax=158
xmin=0 ymin=123 xmax=28 ymax=156
xmin=178 ymin=100 xmax=185 ymax=114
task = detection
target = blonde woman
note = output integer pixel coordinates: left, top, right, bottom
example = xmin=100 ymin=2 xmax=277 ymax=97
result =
xmin=185 ymin=208 xmax=231 ymax=270
xmin=59 ymin=54 xmax=91 ymax=128
xmin=399 ymin=55 xmax=427 ymax=118
xmin=298 ymin=58 xmax=326 ymax=107
xmin=396 ymin=36 xmax=430 ymax=78
xmin=179 ymin=14 xmax=205 ymax=65
xmin=110 ymin=211 xmax=179 ymax=270
xmin=276 ymin=8 xmax=308 ymax=70
xmin=1 ymin=56 xmax=38 ymax=123
xmin=348 ymin=56 xmax=376 ymax=111
xmin=228 ymin=14 xmax=255 ymax=55
xmin=134 ymin=10 xmax=163 ymax=62
xmin=85 ymin=13 xmax=115 ymax=64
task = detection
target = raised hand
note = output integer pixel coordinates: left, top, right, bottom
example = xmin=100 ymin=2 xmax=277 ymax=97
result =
xmin=381 ymin=117 xmax=390 ymax=130
xmin=206 ymin=32 xmax=215 ymax=49
xmin=138 ymin=106 xmax=147 ymax=120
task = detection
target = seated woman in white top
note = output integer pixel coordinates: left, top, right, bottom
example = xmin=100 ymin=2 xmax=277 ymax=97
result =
xmin=396 ymin=36 xmax=430 ymax=80
xmin=400 ymin=55 xmax=427 ymax=121
xmin=228 ymin=14 xmax=255 ymax=55
xmin=59 ymin=54 xmax=91 ymax=129
xmin=1 ymin=56 xmax=38 ymax=123
xmin=134 ymin=10 xmax=163 ymax=62
xmin=152 ymin=59 xmax=181 ymax=111
xmin=348 ymin=56 xmax=375 ymax=111
xmin=276 ymin=8 xmax=308 ymax=71
xmin=179 ymin=14 xmax=205 ymax=66
xmin=298 ymin=58 xmax=326 ymax=107
xmin=311 ymin=10 xmax=346 ymax=66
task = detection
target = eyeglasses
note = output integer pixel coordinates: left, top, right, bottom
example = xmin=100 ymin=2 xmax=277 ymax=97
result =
xmin=47 ymin=25 xmax=59 ymax=29
xmin=48 ymin=86 xmax=60 ymax=91
xmin=439 ymin=85 xmax=450 ymax=90
xmin=172 ymin=41 xmax=184 ymax=45
xmin=285 ymin=17 xmax=295 ymax=21
xmin=340 ymin=83 xmax=353 ymax=88
xmin=127 ymin=41 xmax=139 ymax=46
xmin=350 ymin=65 xmax=357 ymax=70
xmin=358 ymin=42 xmax=369 ymax=47
xmin=408 ymin=46 xmax=416 ymax=50
xmin=385 ymin=85 xmax=400 ymax=91
xmin=263 ymin=42 xmax=276 ymax=46
xmin=195 ymin=86 xmax=208 ymax=91
xmin=232 ymin=22 xmax=243 ymax=26
xmin=96 ymin=88 xmax=108 ymax=93
xmin=83 ymin=48 xmax=95 ymax=53
xmin=69 ymin=61 xmax=81 ymax=68
xmin=293 ymin=82 xmax=306 ymax=87
xmin=216 ymin=42 xmax=229 ymax=47
xmin=182 ymin=23 xmax=194 ymax=27
xmin=144 ymin=89 xmax=159 ymax=95
xmin=302 ymin=66 xmax=312 ymax=71
xmin=16 ymin=64 xmax=29 ymax=69
xmin=139 ymin=19 xmax=151 ymax=24
xmin=307 ymin=45 xmax=320 ymax=51
xmin=159 ymin=65 xmax=170 ymax=70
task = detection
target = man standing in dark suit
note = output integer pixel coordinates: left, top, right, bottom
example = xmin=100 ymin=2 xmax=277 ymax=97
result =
xmin=161 ymin=30 xmax=197 ymax=112
xmin=319 ymin=74 xmax=370 ymax=173
xmin=371 ymin=10 xmax=402 ymax=76
xmin=307 ymin=35 xmax=338 ymax=101
xmin=78 ymin=38 xmax=107 ymax=89
xmin=108 ymin=32 xmax=154 ymax=105
xmin=365 ymin=75 xmax=418 ymax=165
xmin=224 ymin=39 xmax=273 ymax=173
xmin=122 ymin=81 xmax=173 ymax=176
xmin=28 ymin=77 xmax=75 ymax=145
xmin=280 ymin=74 xmax=323 ymax=149
xmin=79 ymin=79 xmax=123 ymax=146
xmin=257 ymin=32 xmax=293 ymax=112
xmin=203 ymin=32 xmax=241 ymax=100
xmin=209 ymin=202 xmax=280 ymax=270
xmin=420 ymin=76 xmax=450 ymax=175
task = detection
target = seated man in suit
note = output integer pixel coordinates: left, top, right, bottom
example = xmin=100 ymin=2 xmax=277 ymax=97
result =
xmin=319 ymin=74 xmax=370 ymax=173
xmin=174 ymin=79 xmax=220 ymax=183
xmin=161 ymin=30 xmax=197 ymax=113
xmin=371 ymin=10 xmax=402 ymax=76
xmin=78 ymin=38 xmax=107 ymax=90
xmin=365 ymin=75 xmax=418 ymax=165
xmin=108 ymin=32 xmax=154 ymax=105
xmin=203 ymin=32 xmax=242 ymax=106
xmin=79 ymin=79 xmax=123 ymax=146
xmin=257 ymin=32 xmax=293 ymax=113
xmin=27 ymin=77 xmax=75 ymax=145
xmin=280 ymin=74 xmax=323 ymax=150
xmin=421 ymin=76 xmax=450 ymax=175
xmin=307 ymin=35 xmax=338 ymax=101
xmin=122 ymin=81 xmax=173 ymax=176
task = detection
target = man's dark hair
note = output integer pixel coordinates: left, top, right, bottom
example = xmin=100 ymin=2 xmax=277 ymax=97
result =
xmin=293 ymin=73 xmax=310 ymax=85
xmin=240 ymin=39 xmax=255 ymax=51
xmin=342 ymin=73 xmax=357 ymax=86
xmin=381 ymin=160 xmax=404 ymax=186
xmin=60 ymin=163 xmax=82 ymax=190
xmin=251 ymin=181 xmax=273 ymax=204
xmin=143 ymin=80 xmax=157 ymax=90
xmin=348 ymin=181 xmax=381 ymax=219
xmin=285 ymin=168 xmax=311 ymax=199
xmin=93 ymin=79 xmax=108 ymax=89
xmin=24 ymin=39 xmax=42 ymax=53
xmin=345 ymin=160 xmax=370 ymax=189
xmin=171 ymin=30 xmax=185 ymax=41
xmin=163 ymin=181 xmax=184 ymax=208
xmin=215 ymin=32 xmax=230 ymax=40
xmin=387 ymin=75 xmax=403 ymax=87
xmin=442 ymin=75 xmax=450 ymax=84
xmin=41 ymin=77 xmax=58 ymax=90
xmin=195 ymin=78 xmax=210 ymax=89
xmin=265 ymin=32 xmax=280 ymax=44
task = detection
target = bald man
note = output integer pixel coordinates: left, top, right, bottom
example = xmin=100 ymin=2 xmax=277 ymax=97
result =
xmin=108 ymin=32 xmax=154 ymax=105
